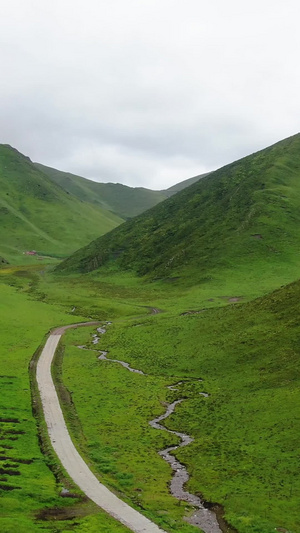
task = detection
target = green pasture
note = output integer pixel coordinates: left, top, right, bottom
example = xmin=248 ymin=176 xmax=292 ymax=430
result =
xmin=1 ymin=243 xmax=300 ymax=533
xmin=59 ymin=278 xmax=300 ymax=533
xmin=2 ymin=134 xmax=300 ymax=533
xmin=0 ymin=269 xmax=133 ymax=532
xmin=56 ymin=328 xmax=197 ymax=532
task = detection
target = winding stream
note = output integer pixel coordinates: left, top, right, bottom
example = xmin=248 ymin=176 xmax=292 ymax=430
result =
xmin=78 ymin=325 xmax=222 ymax=533
xmin=149 ymin=394 xmax=221 ymax=533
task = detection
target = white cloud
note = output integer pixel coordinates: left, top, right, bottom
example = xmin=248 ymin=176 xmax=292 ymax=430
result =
xmin=0 ymin=0 xmax=299 ymax=188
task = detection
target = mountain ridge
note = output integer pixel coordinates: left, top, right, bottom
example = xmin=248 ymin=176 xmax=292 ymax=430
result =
xmin=0 ymin=144 xmax=209 ymax=263
xmin=56 ymin=133 xmax=300 ymax=289
xmin=34 ymin=163 xmax=207 ymax=218
xmin=0 ymin=145 xmax=123 ymax=263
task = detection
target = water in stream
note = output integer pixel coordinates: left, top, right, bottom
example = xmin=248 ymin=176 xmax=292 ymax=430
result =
xmin=78 ymin=325 xmax=223 ymax=533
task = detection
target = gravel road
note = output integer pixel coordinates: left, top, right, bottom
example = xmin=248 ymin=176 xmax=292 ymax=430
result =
xmin=36 ymin=323 xmax=165 ymax=533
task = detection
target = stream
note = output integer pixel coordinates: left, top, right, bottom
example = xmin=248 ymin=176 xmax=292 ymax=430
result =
xmin=78 ymin=324 xmax=222 ymax=533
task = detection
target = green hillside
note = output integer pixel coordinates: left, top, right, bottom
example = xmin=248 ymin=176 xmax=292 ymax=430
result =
xmin=2 ymin=125 xmax=300 ymax=532
xmin=35 ymin=163 xmax=167 ymax=219
xmin=57 ymin=133 xmax=300 ymax=292
xmin=162 ymin=171 xmax=211 ymax=197
xmin=62 ymin=276 xmax=299 ymax=533
xmin=0 ymin=145 xmax=123 ymax=263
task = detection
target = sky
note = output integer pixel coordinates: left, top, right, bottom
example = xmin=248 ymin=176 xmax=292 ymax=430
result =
xmin=0 ymin=0 xmax=300 ymax=189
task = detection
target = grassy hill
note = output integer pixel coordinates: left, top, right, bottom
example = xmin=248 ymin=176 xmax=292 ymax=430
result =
xmin=35 ymin=163 xmax=167 ymax=219
xmin=162 ymin=171 xmax=211 ymax=197
xmin=57 ymin=133 xmax=300 ymax=293
xmin=34 ymin=164 xmax=209 ymax=218
xmin=0 ymin=145 xmax=123 ymax=263
xmin=3 ymin=134 xmax=300 ymax=533
xmin=2 ymin=125 xmax=300 ymax=533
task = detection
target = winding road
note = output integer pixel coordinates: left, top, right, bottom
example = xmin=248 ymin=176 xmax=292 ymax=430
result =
xmin=36 ymin=322 xmax=165 ymax=533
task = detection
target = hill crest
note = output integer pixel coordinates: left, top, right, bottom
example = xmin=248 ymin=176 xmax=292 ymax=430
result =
xmin=56 ymin=133 xmax=300 ymax=287
xmin=0 ymin=144 xmax=123 ymax=263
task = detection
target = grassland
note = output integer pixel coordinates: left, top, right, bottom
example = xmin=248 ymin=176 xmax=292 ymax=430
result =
xmin=1 ymin=133 xmax=300 ymax=533
xmin=0 ymin=145 xmax=123 ymax=264
xmin=59 ymin=279 xmax=300 ymax=533
xmin=0 ymin=267 xmax=135 ymax=533
xmin=1 ymin=247 xmax=300 ymax=533
xmin=35 ymin=163 xmax=167 ymax=219
xmin=55 ymin=328 xmax=197 ymax=533
xmin=23 ymin=259 xmax=300 ymax=532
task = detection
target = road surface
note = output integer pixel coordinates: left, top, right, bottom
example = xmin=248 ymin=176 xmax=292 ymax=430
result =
xmin=36 ymin=322 xmax=165 ymax=533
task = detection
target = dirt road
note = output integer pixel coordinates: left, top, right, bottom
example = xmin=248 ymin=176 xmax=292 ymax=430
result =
xmin=36 ymin=322 xmax=165 ymax=533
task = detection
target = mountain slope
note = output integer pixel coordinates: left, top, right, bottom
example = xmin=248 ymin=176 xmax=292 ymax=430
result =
xmin=162 ymin=171 xmax=211 ymax=197
xmin=57 ymin=133 xmax=300 ymax=286
xmin=0 ymin=145 xmax=123 ymax=263
xmin=35 ymin=163 xmax=167 ymax=219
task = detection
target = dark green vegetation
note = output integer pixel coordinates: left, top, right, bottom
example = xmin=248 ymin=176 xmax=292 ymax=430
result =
xmin=54 ymin=274 xmax=300 ymax=533
xmin=57 ymin=134 xmax=300 ymax=302
xmin=0 ymin=145 xmax=123 ymax=263
xmin=35 ymin=163 xmax=167 ymax=219
xmin=1 ymin=134 xmax=300 ymax=533
xmin=0 ymin=143 xmax=206 ymax=264
xmin=162 ymin=172 xmax=211 ymax=197
xmin=91 ymin=281 xmax=300 ymax=533
xmin=35 ymin=163 xmax=206 ymax=219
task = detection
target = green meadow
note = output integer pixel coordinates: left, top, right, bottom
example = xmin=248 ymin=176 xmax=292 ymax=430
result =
xmin=0 ymin=268 xmax=134 ymax=533
xmin=58 ymin=279 xmax=300 ymax=533
xmin=1 ymin=134 xmax=300 ymax=533
xmin=1 ymin=261 xmax=299 ymax=532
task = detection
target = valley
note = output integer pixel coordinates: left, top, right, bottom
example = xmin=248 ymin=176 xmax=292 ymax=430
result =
xmin=1 ymin=145 xmax=200 ymax=265
xmin=0 ymin=134 xmax=299 ymax=533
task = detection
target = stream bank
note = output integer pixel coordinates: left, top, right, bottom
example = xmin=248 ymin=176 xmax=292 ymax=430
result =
xmin=78 ymin=324 xmax=231 ymax=533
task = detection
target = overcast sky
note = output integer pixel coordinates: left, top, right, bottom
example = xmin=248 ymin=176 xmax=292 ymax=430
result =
xmin=0 ymin=0 xmax=299 ymax=189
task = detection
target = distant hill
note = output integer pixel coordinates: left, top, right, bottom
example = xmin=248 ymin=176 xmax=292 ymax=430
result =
xmin=35 ymin=163 xmax=167 ymax=219
xmin=34 ymin=164 xmax=209 ymax=218
xmin=57 ymin=133 xmax=300 ymax=285
xmin=162 ymin=172 xmax=211 ymax=197
xmin=0 ymin=145 xmax=123 ymax=263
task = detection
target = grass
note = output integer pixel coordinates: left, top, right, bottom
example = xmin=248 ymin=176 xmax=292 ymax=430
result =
xmin=35 ymin=163 xmax=167 ymax=219
xmin=55 ymin=328 xmax=198 ymax=532
xmin=1 ymin=133 xmax=300 ymax=533
xmin=51 ymin=274 xmax=300 ymax=533
xmin=1 ymin=257 xmax=300 ymax=533
xmin=0 ymin=145 xmax=123 ymax=264
xmin=56 ymin=134 xmax=300 ymax=302
xmin=0 ymin=268 xmax=134 ymax=532
xmin=56 ymin=331 xmax=195 ymax=533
